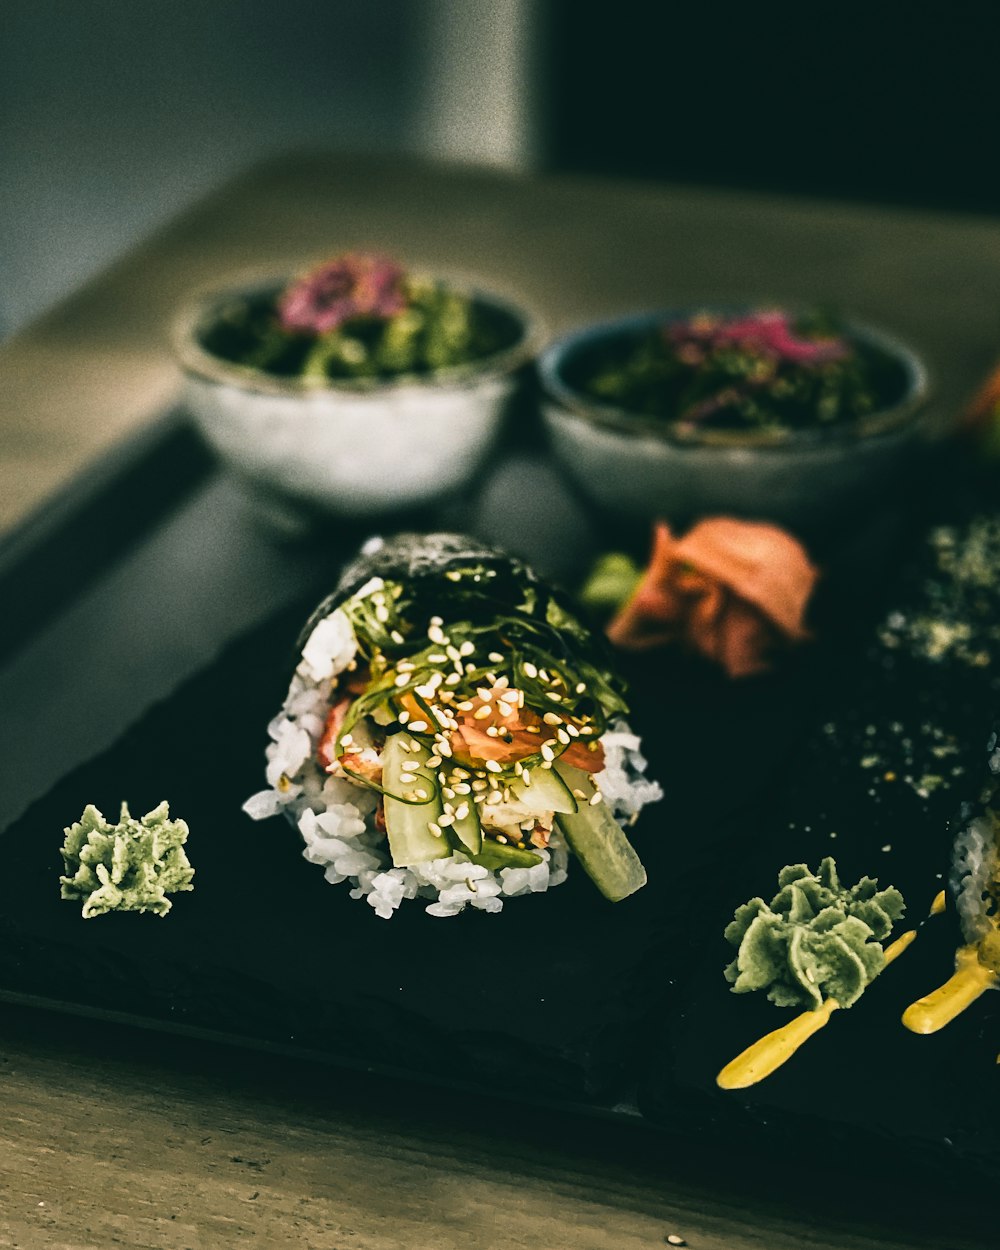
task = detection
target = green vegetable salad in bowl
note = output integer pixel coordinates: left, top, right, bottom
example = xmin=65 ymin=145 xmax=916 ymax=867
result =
xmin=539 ymin=307 xmax=928 ymax=531
xmin=175 ymin=253 xmax=538 ymax=521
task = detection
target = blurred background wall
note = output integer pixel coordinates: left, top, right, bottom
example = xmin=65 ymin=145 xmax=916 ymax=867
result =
xmin=2 ymin=0 xmax=997 ymax=337
xmin=0 ymin=0 xmax=539 ymax=334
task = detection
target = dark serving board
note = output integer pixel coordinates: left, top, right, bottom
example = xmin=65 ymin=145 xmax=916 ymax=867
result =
xmin=2 ymin=411 xmax=998 ymax=1197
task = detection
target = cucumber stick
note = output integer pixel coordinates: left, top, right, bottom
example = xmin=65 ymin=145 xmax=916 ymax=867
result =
xmin=510 ymin=764 xmax=578 ymax=814
xmin=554 ymin=762 xmax=647 ymax=902
xmin=382 ymin=734 xmax=446 ymax=867
xmin=471 ymin=841 xmax=542 ymax=871
xmin=449 ymin=800 xmax=483 ymax=856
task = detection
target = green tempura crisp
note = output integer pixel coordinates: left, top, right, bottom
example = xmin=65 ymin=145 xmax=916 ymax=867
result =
xmin=724 ymin=857 xmax=905 ymax=1010
xmin=59 ymin=801 xmax=194 ymax=919
xmin=578 ymin=552 xmax=643 ymax=621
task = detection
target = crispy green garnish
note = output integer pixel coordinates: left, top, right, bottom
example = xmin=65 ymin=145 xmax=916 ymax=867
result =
xmin=59 ymin=801 xmax=194 ymax=919
xmin=724 ymin=857 xmax=905 ymax=1009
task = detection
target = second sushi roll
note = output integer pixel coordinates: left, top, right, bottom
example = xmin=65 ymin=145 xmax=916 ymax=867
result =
xmin=245 ymin=533 xmax=662 ymax=917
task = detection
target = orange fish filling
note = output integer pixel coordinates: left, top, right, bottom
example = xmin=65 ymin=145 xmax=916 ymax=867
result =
xmin=317 ymin=682 xmax=604 ymax=776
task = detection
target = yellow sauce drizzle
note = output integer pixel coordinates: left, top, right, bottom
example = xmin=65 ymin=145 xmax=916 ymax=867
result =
xmin=929 ymin=889 xmax=947 ymax=916
xmin=717 ymin=929 xmax=917 ymax=1090
xmin=902 ymin=944 xmax=998 ymax=1035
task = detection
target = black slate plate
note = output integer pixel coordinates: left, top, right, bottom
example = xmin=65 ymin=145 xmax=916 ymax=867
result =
xmin=0 ymin=595 xmax=816 ymax=1101
xmin=2 ymin=417 xmax=998 ymax=1193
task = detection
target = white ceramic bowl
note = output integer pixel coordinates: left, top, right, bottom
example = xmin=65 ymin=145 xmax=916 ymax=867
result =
xmin=174 ymin=275 xmax=539 ymax=520
xmin=539 ymin=310 xmax=930 ymax=532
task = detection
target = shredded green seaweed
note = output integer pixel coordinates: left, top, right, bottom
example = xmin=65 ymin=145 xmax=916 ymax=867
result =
xmin=59 ymin=801 xmax=194 ymax=918
xmin=333 ymin=568 xmax=628 ymax=795
xmin=724 ymin=857 xmax=905 ymax=1009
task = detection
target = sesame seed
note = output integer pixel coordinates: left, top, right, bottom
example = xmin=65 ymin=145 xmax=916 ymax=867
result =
xmin=459 ymin=640 xmax=475 ymax=657
xmin=523 ymin=662 xmax=538 ymax=678
xmin=446 ymin=645 xmax=461 ymax=662
xmin=575 ymin=682 xmax=587 ymax=694
xmin=541 ymin=744 xmax=555 ymax=761
xmin=473 ymin=705 xmax=492 ymax=721
xmin=399 ymin=772 xmax=416 ymax=785
xmin=398 ymin=710 xmax=410 ymax=724
xmin=375 ymin=604 xmax=390 ymax=623
xmin=556 ymin=729 xmax=570 ymax=745
xmin=394 ymin=672 xmax=411 ymax=688
xmin=445 ymin=672 xmax=461 ymax=685
xmin=486 ymin=726 xmax=500 ymax=737
xmin=408 ymin=720 xmax=429 ymax=733
xmin=496 ymin=834 xmax=508 ymax=844
xmin=456 ymin=700 xmax=474 ymax=712
xmin=438 ymin=813 xmax=455 ymax=827
xmin=428 ymin=653 xmax=447 ymax=663
xmin=476 ymin=687 xmax=493 ymax=701
xmin=442 ymin=786 xmax=456 ymax=800
xmin=666 ymin=1235 xmax=687 ymax=1246
xmin=428 ymin=626 xmax=446 ymax=645
xmin=445 ymin=570 xmax=462 ymax=581
xmin=456 ymin=803 xmax=470 ymax=820
xmin=428 ymin=821 xmax=442 ymax=837
xmin=488 ymin=652 xmax=504 ymax=664
xmin=430 ymin=615 xmax=443 ymax=626
xmin=543 ymin=712 xmax=561 ymax=725
xmin=390 ymin=630 xmax=405 ymax=644
xmin=589 ymin=791 xmax=602 ymax=805
xmin=494 ymin=674 xmax=509 ymax=689
xmin=546 ymin=692 xmax=562 ymax=702
xmin=565 ymin=724 xmax=579 ymax=737
xmin=414 ymin=787 xmax=429 ymax=800
xmin=426 ymin=754 xmax=442 ymax=768
xmin=471 ymin=778 xmax=488 ymax=791
xmin=485 ymin=759 xmax=502 ymax=773
xmin=437 ymin=739 xmax=453 ymax=757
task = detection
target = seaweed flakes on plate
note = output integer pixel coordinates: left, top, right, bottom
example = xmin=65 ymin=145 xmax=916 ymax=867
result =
xmin=244 ymin=533 xmax=662 ymax=918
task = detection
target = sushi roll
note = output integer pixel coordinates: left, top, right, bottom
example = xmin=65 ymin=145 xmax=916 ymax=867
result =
xmin=903 ymin=721 xmax=1000 ymax=1033
xmin=245 ymin=533 xmax=661 ymax=918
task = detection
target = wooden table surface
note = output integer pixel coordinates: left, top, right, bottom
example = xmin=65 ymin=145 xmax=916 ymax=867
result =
xmin=2 ymin=153 xmax=999 ymax=1248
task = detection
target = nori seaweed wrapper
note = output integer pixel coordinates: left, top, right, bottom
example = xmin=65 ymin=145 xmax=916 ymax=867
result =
xmin=300 ymin=531 xmax=621 ymax=681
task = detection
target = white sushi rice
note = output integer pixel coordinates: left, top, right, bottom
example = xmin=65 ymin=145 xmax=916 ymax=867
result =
xmin=244 ymin=594 xmax=663 ymax=918
xmin=951 ymin=810 xmax=996 ymax=944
